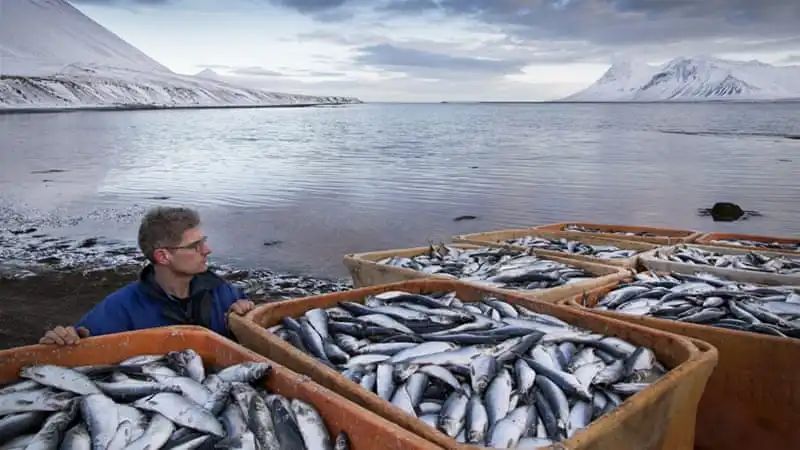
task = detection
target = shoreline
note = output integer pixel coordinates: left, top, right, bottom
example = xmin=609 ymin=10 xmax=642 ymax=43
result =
xmin=0 ymin=102 xmax=362 ymax=115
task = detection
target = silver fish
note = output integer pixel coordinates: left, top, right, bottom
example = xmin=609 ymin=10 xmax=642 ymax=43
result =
xmin=356 ymin=342 xmax=416 ymax=356
xmin=514 ymin=359 xmax=537 ymax=398
xmin=389 ymin=387 xmax=416 ymax=417
xmin=118 ymin=355 xmax=164 ymax=366
xmin=133 ymin=393 xmax=224 ymax=437
xmin=60 ymin=424 xmax=90 ymax=450
xmin=599 ymin=271 xmax=800 ymax=338
xmin=95 ymin=380 xmax=181 ymax=402
xmin=404 ymin=373 xmax=429 ymax=407
xmin=375 ymin=364 xmax=396 ymax=401
xmin=166 ymin=350 xmax=205 ymax=383
xmin=24 ymin=401 xmax=78 ymax=450
xmin=306 ymin=309 xmax=331 ymax=339
xmin=486 ymin=406 xmax=532 ymax=448
xmin=357 ymin=314 xmax=413 ymax=334
xmin=438 ymin=391 xmax=468 ymax=438
xmin=215 ymin=363 xmax=271 ymax=384
xmin=116 ymin=405 xmax=147 ymax=443
xmin=388 ymin=342 xmax=458 ymax=364
xmin=2 ymin=434 xmax=34 ymax=450
xmin=167 ymin=435 xmax=208 ymax=450
xmin=0 ymin=412 xmax=46 ymax=444
xmin=485 ymin=369 xmax=512 ymax=426
xmin=151 ymin=375 xmax=210 ymax=406
xmin=417 ymin=402 xmax=442 ymax=415
xmin=291 ymin=399 xmax=333 ymax=450
xmin=0 ymin=381 xmax=41 ymax=395
xmin=406 ymin=347 xmax=482 ymax=366
xmin=221 ymin=403 xmax=248 ymax=438
xmin=416 ymin=366 xmax=460 ymax=391
xmin=202 ymin=382 xmax=232 ymax=415
xmin=567 ymin=400 xmax=593 ymax=437
xmin=267 ymin=289 xmax=667 ymax=447
xmin=106 ymin=418 xmax=134 ymax=450
xmin=124 ymin=414 xmax=174 ymax=450
xmin=469 ymin=355 xmax=497 ymax=395
xmin=265 ymin=395 xmax=304 ymax=450
xmin=217 ymin=431 xmax=257 ymax=450
xmin=536 ymin=376 xmax=569 ymax=434
xmin=464 ymin=395 xmax=487 ymax=444
xmin=247 ymin=393 xmax=280 ymax=450
xmin=20 ymin=366 xmax=100 ymax=396
xmin=81 ymin=394 xmax=118 ymax=450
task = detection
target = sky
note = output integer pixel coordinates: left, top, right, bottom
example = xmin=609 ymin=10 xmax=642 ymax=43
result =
xmin=71 ymin=0 xmax=800 ymax=102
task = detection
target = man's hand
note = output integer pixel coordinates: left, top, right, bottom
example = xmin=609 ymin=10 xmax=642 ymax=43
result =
xmin=228 ymin=299 xmax=255 ymax=316
xmin=39 ymin=326 xmax=90 ymax=346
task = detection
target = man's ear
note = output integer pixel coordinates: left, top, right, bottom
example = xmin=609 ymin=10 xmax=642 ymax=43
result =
xmin=152 ymin=249 xmax=170 ymax=265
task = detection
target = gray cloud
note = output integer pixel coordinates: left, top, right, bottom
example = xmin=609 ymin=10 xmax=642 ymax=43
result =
xmin=269 ymin=0 xmax=347 ymax=13
xmin=356 ymin=44 xmax=525 ymax=76
xmin=380 ymin=0 xmax=438 ymax=13
xmin=307 ymin=71 xmax=347 ymax=77
xmin=426 ymin=0 xmax=800 ymax=45
xmin=229 ymin=66 xmax=285 ymax=77
xmin=71 ymin=0 xmax=171 ymax=4
xmin=781 ymin=54 xmax=800 ymax=64
xmin=196 ymin=64 xmax=234 ymax=70
xmin=287 ymin=0 xmax=800 ymax=56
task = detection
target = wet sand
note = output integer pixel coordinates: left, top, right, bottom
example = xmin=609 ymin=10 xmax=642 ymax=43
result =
xmin=0 ymin=268 xmax=138 ymax=349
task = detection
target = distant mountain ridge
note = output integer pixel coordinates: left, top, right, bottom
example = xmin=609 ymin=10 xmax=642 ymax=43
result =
xmin=0 ymin=0 xmax=360 ymax=109
xmin=565 ymin=56 xmax=800 ymax=101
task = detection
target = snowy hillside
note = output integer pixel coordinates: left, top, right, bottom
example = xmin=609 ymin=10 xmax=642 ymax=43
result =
xmin=0 ymin=0 xmax=360 ymax=109
xmin=565 ymin=57 xmax=800 ymax=101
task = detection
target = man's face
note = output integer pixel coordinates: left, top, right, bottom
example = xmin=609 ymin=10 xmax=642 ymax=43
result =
xmin=162 ymin=227 xmax=211 ymax=275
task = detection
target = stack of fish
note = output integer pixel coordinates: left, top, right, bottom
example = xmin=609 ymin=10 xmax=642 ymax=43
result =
xmin=593 ymin=271 xmax=800 ymax=338
xmin=0 ymin=350 xmax=346 ymax=450
xmin=378 ymin=245 xmax=594 ymax=290
xmin=654 ymin=245 xmax=800 ymax=275
xmin=267 ymin=290 xmax=666 ymax=447
xmin=708 ymin=239 xmax=799 ymax=252
xmin=563 ymin=225 xmax=658 ymax=238
xmin=502 ymin=236 xmax=638 ymax=260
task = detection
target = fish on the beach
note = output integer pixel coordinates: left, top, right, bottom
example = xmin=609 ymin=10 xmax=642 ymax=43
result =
xmin=0 ymin=354 xmax=344 ymax=450
xmin=266 ymin=290 xmax=667 ymax=445
xmin=594 ymin=271 xmax=800 ymax=338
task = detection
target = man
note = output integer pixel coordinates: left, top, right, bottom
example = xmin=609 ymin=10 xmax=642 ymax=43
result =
xmin=40 ymin=207 xmax=255 ymax=345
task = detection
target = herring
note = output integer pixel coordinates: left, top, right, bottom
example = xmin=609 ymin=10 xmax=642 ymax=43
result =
xmin=266 ymin=289 xmax=668 ymax=446
xmin=0 ymin=353 xmax=345 ymax=450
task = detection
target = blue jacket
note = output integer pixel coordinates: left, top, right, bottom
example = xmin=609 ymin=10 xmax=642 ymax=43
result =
xmin=76 ymin=265 xmax=245 ymax=339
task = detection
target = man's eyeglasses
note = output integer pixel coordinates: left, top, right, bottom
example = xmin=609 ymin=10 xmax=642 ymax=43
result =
xmin=164 ymin=236 xmax=208 ymax=252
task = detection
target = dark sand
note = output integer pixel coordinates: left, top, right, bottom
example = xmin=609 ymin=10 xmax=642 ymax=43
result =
xmin=0 ymin=268 xmax=138 ymax=349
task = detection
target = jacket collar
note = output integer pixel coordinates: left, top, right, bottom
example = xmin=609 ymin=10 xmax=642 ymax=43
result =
xmin=138 ymin=264 xmax=225 ymax=302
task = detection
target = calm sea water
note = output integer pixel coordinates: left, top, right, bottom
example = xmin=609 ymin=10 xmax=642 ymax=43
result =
xmin=0 ymin=102 xmax=798 ymax=277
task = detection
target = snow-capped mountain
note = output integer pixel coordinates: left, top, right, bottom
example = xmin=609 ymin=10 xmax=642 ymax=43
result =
xmin=565 ymin=57 xmax=800 ymax=101
xmin=194 ymin=69 xmax=222 ymax=80
xmin=0 ymin=0 xmax=360 ymax=109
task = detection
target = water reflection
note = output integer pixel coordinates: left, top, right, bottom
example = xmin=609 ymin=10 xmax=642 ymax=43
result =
xmin=0 ymin=103 xmax=798 ymax=277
